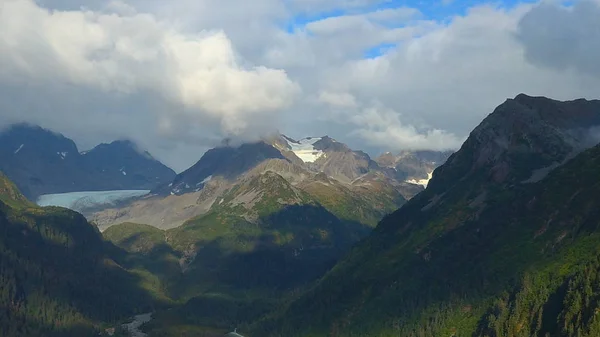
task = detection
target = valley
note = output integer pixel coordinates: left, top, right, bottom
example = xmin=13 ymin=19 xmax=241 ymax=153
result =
xmin=2 ymin=0 xmax=600 ymax=336
xmin=2 ymin=94 xmax=600 ymax=337
xmin=0 ymin=122 xmax=448 ymax=336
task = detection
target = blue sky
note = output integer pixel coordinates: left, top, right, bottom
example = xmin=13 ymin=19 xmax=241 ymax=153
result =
xmin=286 ymin=0 xmax=535 ymax=28
xmin=285 ymin=0 xmax=541 ymax=58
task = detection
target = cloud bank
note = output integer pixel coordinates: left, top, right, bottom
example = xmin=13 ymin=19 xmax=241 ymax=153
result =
xmin=0 ymin=0 xmax=599 ymax=171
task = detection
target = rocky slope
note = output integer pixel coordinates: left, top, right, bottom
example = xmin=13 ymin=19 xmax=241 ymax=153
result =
xmin=0 ymin=124 xmax=175 ymax=199
xmin=92 ymin=134 xmax=443 ymax=230
xmin=274 ymin=135 xmax=380 ymax=183
xmin=252 ymin=94 xmax=600 ymax=337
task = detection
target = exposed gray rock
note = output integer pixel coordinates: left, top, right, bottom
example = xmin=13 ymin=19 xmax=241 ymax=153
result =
xmin=427 ymin=93 xmax=600 ymax=192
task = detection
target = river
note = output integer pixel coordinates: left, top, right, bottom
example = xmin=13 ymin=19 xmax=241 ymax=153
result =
xmin=121 ymin=313 xmax=153 ymax=337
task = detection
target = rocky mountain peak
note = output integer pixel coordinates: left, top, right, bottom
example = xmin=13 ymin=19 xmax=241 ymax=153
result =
xmin=82 ymin=139 xmax=175 ymax=189
xmin=0 ymin=123 xmax=79 ymax=159
xmin=375 ymin=151 xmax=396 ymax=167
xmin=84 ymin=139 xmax=158 ymax=162
xmin=161 ymin=141 xmax=285 ymax=195
xmin=428 ymin=94 xmax=600 ymax=192
xmin=312 ymin=136 xmax=350 ymax=153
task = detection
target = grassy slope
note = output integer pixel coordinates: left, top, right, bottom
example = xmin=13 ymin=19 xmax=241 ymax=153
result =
xmin=0 ymin=171 xmax=33 ymax=209
xmin=254 ymin=144 xmax=600 ymax=337
xmin=104 ymin=222 xmax=166 ymax=253
xmin=301 ymin=175 xmax=405 ymax=228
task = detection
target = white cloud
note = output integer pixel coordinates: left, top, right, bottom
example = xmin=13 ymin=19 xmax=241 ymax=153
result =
xmin=0 ymin=0 xmax=298 ymax=170
xmin=0 ymin=0 xmax=599 ymax=171
xmin=320 ymin=99 xmax=463 ymax=151
xmin=0 ymin=0 xmax=298 ymax=130
xmin=289 ymin=0 xmax=392 ymax=13
xmin=516 ymin=0 xmax=600 ymax=78
xmin=366 ymin=7 xmax=422 ymax=22
xmin=305 ymin=7 xmax=420 ymax=35
xmin=304 ymin=2 xmax=600 ymax=142
xmin=318 ymin=91 xmax=358 ymax=108
xmin=272 ymin=7 xmax=433 ymax=69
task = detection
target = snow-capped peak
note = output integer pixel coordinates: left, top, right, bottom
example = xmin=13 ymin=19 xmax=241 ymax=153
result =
xmin=283 ymin=137 xmax=325 ymax=163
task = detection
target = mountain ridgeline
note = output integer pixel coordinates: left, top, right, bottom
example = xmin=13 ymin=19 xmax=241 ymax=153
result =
xmin=0 ymin=124 xmax=175 ymax=200
xmin=253 ymin=94 xmax=600 ymax=337
xmin=92 ymin=132 xmax=439 ymax=231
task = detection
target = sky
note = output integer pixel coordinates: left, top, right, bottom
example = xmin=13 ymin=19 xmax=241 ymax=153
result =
xmin=0 ymin=0 xmax=599 ymax=172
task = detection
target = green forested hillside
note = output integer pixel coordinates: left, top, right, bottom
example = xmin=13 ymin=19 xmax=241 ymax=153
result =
xmin=0 ymin=174 xmax=158 ymax=337
xmin=254 ymin=135 xmax=600 ymax=335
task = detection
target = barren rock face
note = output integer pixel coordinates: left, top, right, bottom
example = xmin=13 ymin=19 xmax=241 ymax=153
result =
xmin=428 ymin=94 xmax=600 ymax=192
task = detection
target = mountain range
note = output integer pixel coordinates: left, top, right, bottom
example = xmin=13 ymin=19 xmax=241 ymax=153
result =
xmin=4 ymin=93 xmax=600 ymax=337
xmin=94 ymin=93 xmax=600 ymax=337
xmin=0 ymin=123 xmax=176 ymax=200
xmin=0 ymin=120 xmax=450 ymax=336
xmin=90 ymin=133 xmax=440 ymax=230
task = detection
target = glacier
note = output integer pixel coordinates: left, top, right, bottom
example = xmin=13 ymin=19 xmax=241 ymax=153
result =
xmin=37 ymin=190 xmax=150 ymax=213
xmin=284 ymin=137 xmax=325 ymax=163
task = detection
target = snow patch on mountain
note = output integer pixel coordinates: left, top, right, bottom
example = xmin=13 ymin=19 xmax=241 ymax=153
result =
xmin=14 ymin=144 xmax=24 ymax=154
xmin=284 ymin=137 xmax=325 ymax=163
xmin=406 ymin=171 xmax=434 ymax=188
xmin=195 ymin=175 xmax=213 ymax=187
